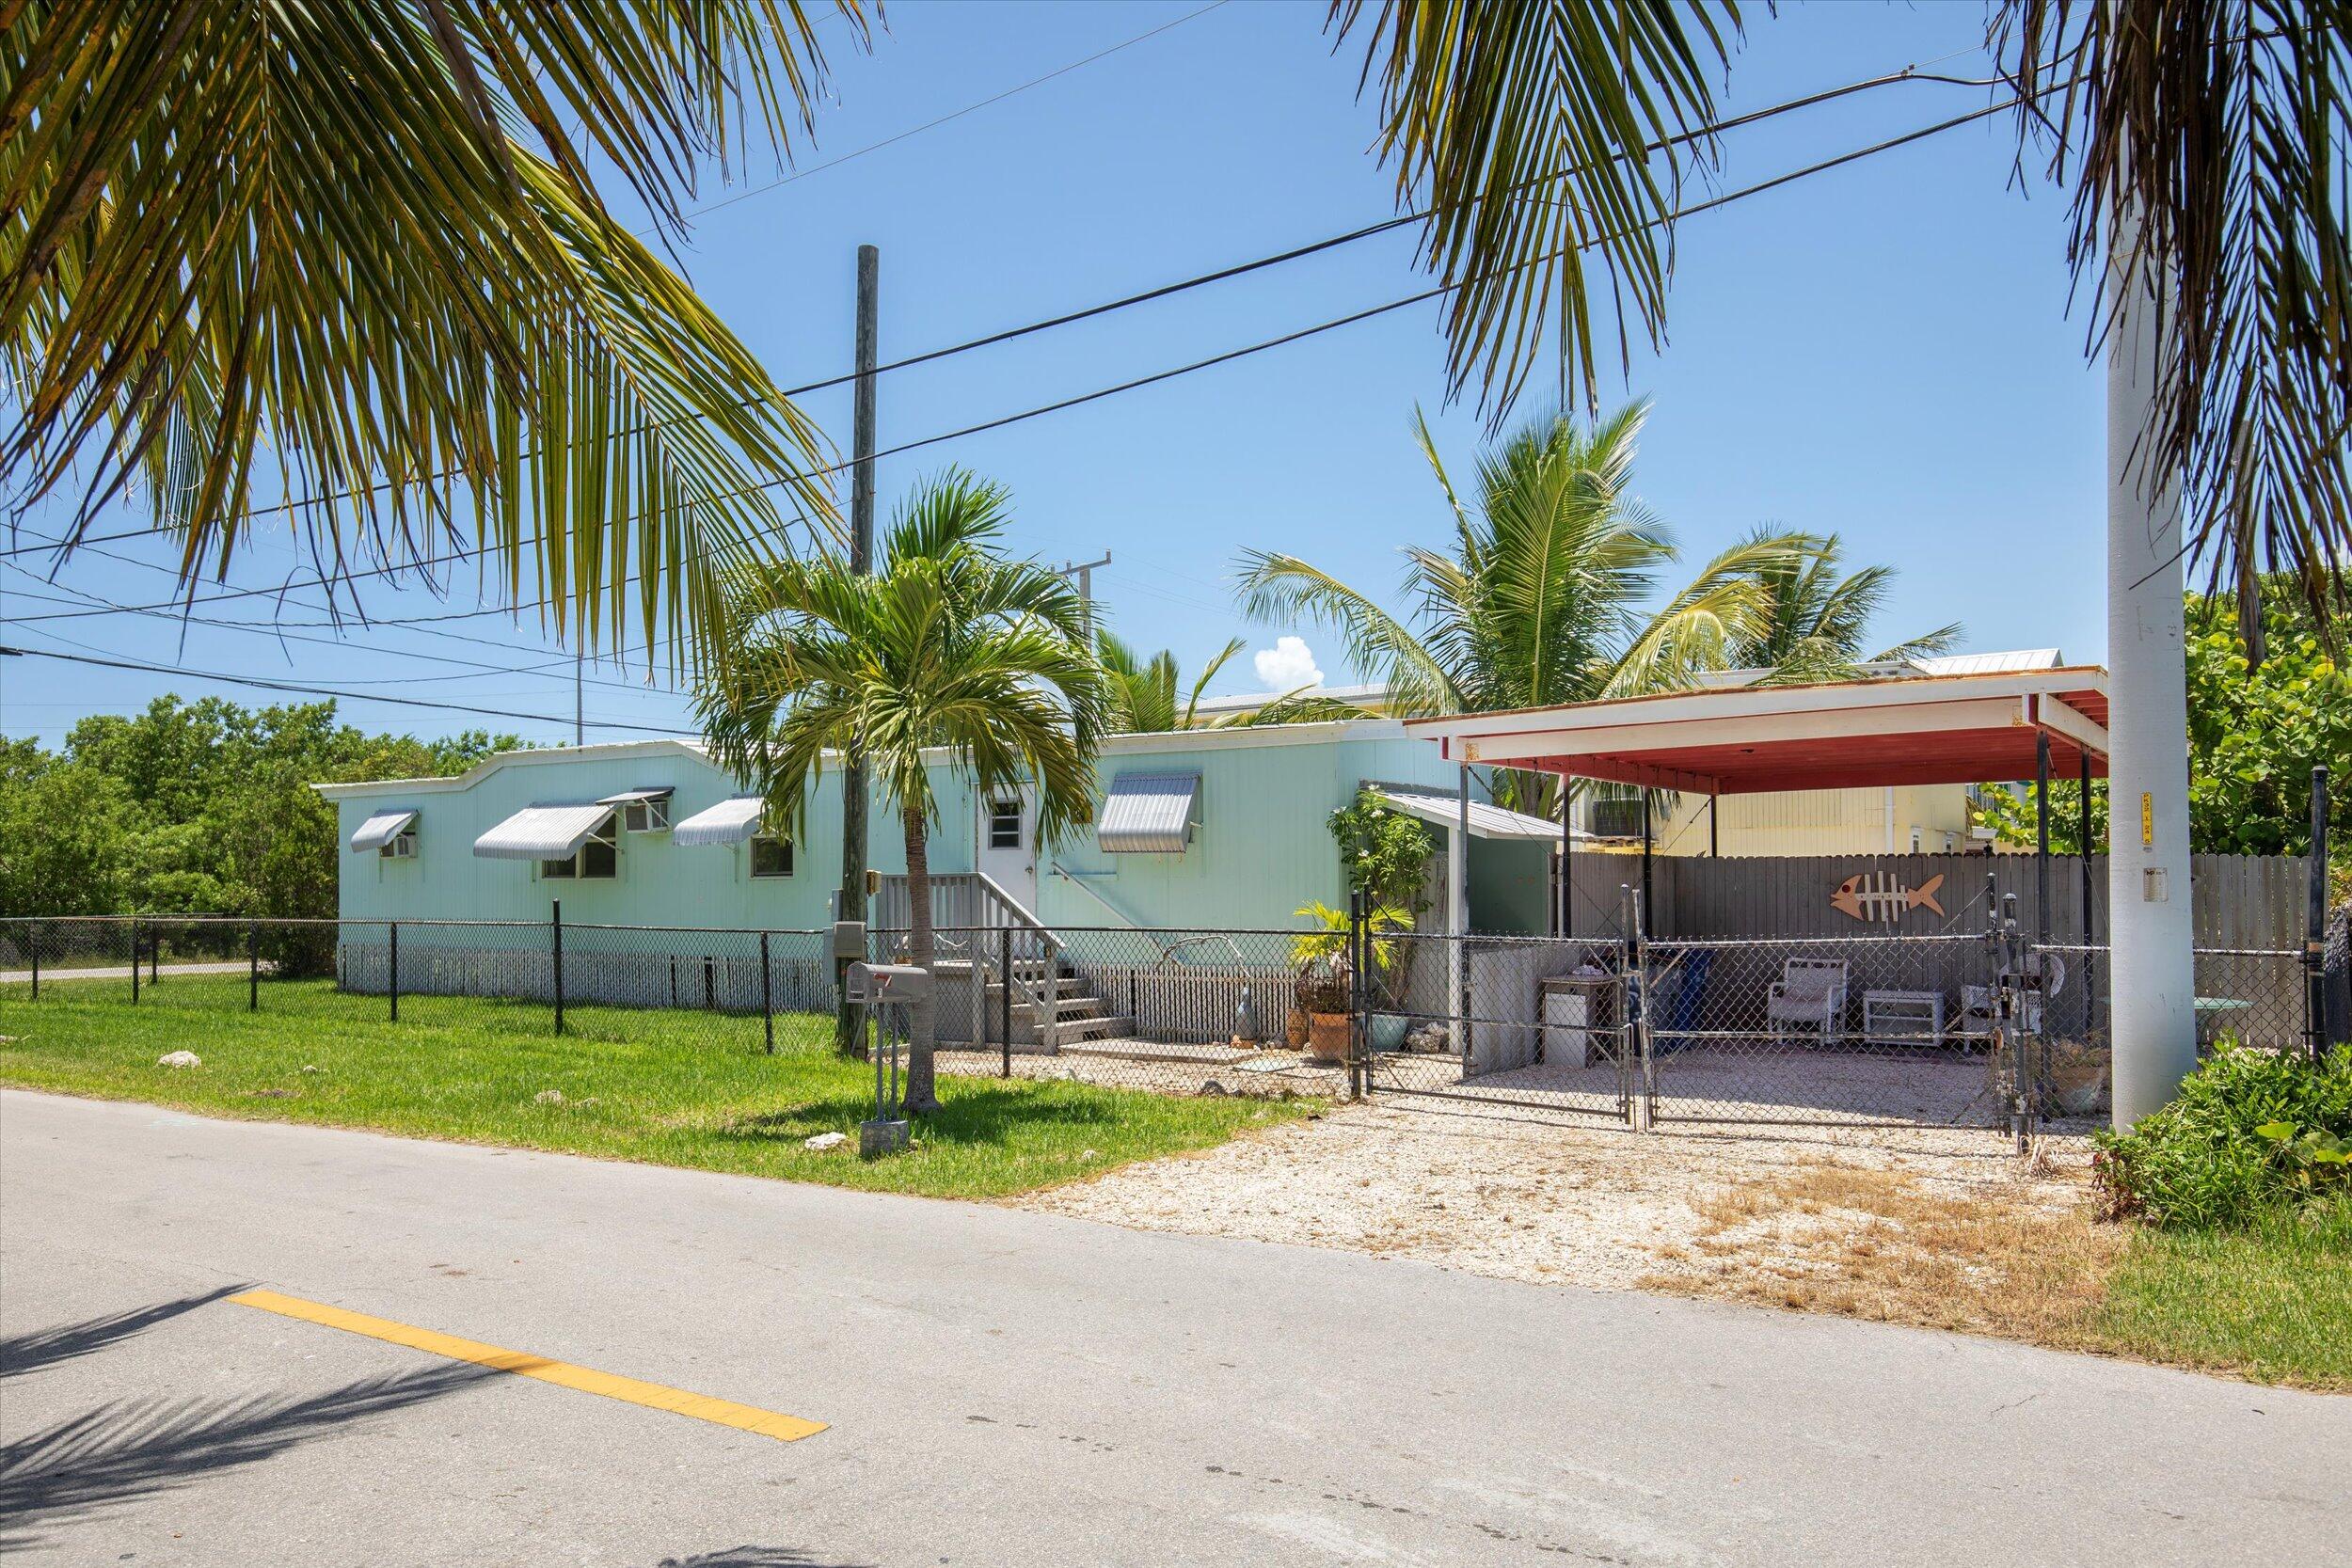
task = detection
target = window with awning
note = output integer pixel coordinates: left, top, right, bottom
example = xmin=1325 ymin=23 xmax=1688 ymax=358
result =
xmin=349 ymin=807 xmax=418 ymax=857
xmin=673 ymin=795 xmax=766 ymax=847
xmin=1096 ymin=772 xmax=1200 ymax=853
xmin=474 ymin=803 xmax=618 ymax=866
xmin=596 ymin=786 xmax=674 ymax=832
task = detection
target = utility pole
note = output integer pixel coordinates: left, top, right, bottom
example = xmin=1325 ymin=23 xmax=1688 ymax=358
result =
xmin=1057 ymin=551 xmax=1112 ymax=637
xmin=2106 ymin=193 xmax=2198 ymax=1125
xmin=835 ymin=244 xmax=880 ymax=1057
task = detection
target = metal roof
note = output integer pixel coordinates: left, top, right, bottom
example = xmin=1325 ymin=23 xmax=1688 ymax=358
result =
xmin=473 ymin=803 xmax=616 ymax=861
xmin=673 ymin=796 xmax=766 ymax=847
xmin=1096 ymin=772 xmax=1200 ymax=853
xmin=348 ymin=808 xmax=417 ymax=852
xmin=1405 ymin=667 xmax=2110 ymax=795
xmin=1368 ymin=784 xmax=1574 ymax=842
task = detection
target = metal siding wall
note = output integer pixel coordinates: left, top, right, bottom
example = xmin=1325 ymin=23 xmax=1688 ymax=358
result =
xmin=330 ymin=748 xmax=983 ymax=931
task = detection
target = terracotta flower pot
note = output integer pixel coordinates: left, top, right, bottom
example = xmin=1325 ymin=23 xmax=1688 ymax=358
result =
xmin=1285 ymin=1011 xmax=1311 ymax=1049
xmin=1306 ymin=1011 xmax=1352 ymax=1063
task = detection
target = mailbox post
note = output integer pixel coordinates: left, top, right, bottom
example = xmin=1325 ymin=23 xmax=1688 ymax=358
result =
xmin=845 ymin=958 xmax=929 ymax=1158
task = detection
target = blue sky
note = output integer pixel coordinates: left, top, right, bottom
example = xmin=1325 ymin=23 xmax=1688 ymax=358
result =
xmin=1 ymin=0 xmax=2106 ymax=752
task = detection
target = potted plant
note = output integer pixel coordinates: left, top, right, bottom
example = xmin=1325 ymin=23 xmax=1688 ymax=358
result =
xmin=2042 ymin=1037 xmax=2110 ymax=1117
xmin=1287 ymin=899 xmax=1411 ymax=1062
xmin=1295 ymin=962 xmax=1353 ymax=1063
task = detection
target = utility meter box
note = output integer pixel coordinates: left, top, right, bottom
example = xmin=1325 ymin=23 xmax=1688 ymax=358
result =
xmin=845 ymin=962 xmax=931 ymax=1006
xmin=831 ymin=919 xmax=867 ymax=962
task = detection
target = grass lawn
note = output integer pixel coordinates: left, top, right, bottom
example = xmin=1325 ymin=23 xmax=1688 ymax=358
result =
xmin=1650 ymin=1160 xmax=2352 ymax=1391
xmin=2095 ymin=1206 xmax=2352 ymax=1390
xmin=0 ymin=976 xmax=1316 ymax=1200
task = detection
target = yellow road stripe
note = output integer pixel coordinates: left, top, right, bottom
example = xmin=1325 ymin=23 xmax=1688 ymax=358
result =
xmin=229 ymin=1289 xmax=824 ymax=1442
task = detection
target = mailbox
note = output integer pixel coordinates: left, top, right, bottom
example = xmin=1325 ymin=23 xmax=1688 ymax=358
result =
xmin=845 ymin=961 xmax=931 ymax=1006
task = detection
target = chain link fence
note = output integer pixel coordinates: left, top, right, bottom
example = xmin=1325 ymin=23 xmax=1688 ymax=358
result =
xmin=2 ymin=911 xmax=2318 ymax=1125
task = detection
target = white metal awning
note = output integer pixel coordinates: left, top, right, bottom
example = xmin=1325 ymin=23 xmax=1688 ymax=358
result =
xmin=473 ymin=803 xmax=615 ymax=861
xmin=1370 ymin=784 xmax=1576 ymax=843
xmin=348 ymin=808 xmax=418 ymax=852
xmin=673 ymin=795 xmax=766 ymax=847
xmin=596 ymin=786 xmax=674 ymax=806
xmin=1096 ymin=772 xmax=1200 ymax=853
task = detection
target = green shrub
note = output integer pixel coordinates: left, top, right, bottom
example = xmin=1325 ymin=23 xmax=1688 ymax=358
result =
xmin=2093 ymin=1041 xmax=2352 ymax=1228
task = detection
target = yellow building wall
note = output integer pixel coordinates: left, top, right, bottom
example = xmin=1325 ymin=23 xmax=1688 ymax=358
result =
xmin=1639 ymin=784 xmax=1978 ymax=858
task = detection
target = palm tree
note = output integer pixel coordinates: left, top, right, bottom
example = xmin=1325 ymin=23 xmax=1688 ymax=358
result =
xmin=1096 ymin=631 xmax=1246 ymax=733
xmin=1235 ymin=401 xmax=1809 ymax=815
xmin=3 ymin=4 xmax=858 ymax=659
xmin=1727 ymin=529 xmax=1963 ymax=686
xmin=697 ymin=469 xmax=1108 ymax=1114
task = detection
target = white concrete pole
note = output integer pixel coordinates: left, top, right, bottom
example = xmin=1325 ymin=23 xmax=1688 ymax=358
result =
xmin=2106 ymin=223 xmax=2200 ymax=1125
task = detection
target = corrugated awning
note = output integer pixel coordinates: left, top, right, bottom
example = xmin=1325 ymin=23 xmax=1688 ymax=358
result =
xmin=1096 ymin=772 xmax=1200 ymax=853
xmin=673 ymin=795 xmax=766 ymax=847
xmin=1369 ymin=784 xmax=1571 ymax=842
xmin=348 ymin=808 xmax=418 ymax=852
xmin=473 ymin=803 xmax=615 ymax=861
xmin=596 ymin=786 xmax=674 ymax=805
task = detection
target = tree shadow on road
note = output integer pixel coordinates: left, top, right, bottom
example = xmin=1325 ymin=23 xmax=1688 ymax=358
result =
xmin=0 ymin=1284 xmax=248 ymax=1382
xmin=0 ymin=1363 xmax=496 ymax=1551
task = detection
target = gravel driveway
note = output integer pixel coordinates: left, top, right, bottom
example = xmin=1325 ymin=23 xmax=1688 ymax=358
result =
xmin=1017 ymin=1095 xmax=2091 ymax=1292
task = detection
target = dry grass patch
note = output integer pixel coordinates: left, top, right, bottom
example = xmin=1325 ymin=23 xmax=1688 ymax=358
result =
xmin=1644 ymin=1160 xmax=2128 ymax=1344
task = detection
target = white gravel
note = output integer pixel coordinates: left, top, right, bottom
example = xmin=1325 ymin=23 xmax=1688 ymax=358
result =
xmin=1015 ymin=1096 xmax=2093 ymax=1292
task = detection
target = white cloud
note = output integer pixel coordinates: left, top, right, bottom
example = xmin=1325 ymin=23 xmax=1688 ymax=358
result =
xmin=1252 ymin=635 xmax=1324 ymax=691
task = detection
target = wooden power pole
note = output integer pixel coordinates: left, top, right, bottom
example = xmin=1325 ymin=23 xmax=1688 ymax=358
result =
xmin=835 ymin=244 xmax=880 ymax=1056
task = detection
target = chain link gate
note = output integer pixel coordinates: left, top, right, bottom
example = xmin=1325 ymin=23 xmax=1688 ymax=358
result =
xmin=1349 ymin=896 xmax=1634 ymax=1123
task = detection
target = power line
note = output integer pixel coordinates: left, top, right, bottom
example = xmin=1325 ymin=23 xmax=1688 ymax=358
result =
xmin=0 ymin=57 xmax=2010 ymax=567
xmin=0 ymin=642 xmax=696 ymax=735
xmin=660 ymin=1 xmax=1233 ymax=231
xmin=0 ymin=528 xmax=666 ymax=688
xmin=4 ymin=86 xmax=2061 ymax=641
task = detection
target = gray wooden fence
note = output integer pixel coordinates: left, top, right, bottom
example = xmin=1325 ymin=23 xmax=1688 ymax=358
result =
xmin=1559 ymin=851 xmax=2310 ymax=947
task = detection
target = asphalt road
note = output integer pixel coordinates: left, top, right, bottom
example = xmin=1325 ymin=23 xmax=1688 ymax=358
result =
xmin=0 ymin=962 xmax=262 ymax=985
xmin=2 ymin=1089 xmax=2343 ymax=1567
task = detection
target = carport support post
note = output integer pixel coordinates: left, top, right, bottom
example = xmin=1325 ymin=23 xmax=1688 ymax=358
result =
xmin=2036 ymin=734 xmax=2053 ymax=949
xmin=551 ymin=899 xmax=565 ymax=1036
xmin=760 ymin=930 xmax=775 ymax=1054
xmin=1640 ymin=792 xmax=1654 ymax=921
xmin=1557 ymin=778 xmax=1573 ymax=939
xmin=1451 ymin=765 xmax=1469 ymax=1069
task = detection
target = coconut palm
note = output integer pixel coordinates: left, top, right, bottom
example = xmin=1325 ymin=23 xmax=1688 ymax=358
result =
xmin=1096 ymin=631 xmax=1246 ymax=733
xmin=1236 ymin=401 xmax=1810 ymax=814
xmin=1727 ymin=529 xmax=1964 ymax=685
xmin=697 ymin=468 xmax=1108 ymax=1114
xmin=1 ymin=3 xmax=858 ymax=660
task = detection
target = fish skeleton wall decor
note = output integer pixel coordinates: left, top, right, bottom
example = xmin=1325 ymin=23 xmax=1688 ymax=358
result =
xmin=1830 ymin=871 xmax=1946 ymax=924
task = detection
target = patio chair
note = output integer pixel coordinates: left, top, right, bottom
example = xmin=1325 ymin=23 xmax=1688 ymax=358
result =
xmin=1766 ymin=958 xmax=1847 ymax=1046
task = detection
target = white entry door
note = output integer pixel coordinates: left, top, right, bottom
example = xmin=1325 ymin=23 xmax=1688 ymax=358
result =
xmin=976 ymin=787 xmax=1038 ymax=914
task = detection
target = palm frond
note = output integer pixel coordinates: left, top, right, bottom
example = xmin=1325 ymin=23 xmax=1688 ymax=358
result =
xmin=1999 ymin=0 xmax=2352 ymax=648
xmin=0 ymin=1 xmax=862 ymax=667
xmin=1329 ymin=0 xmax=1740 ymax=421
